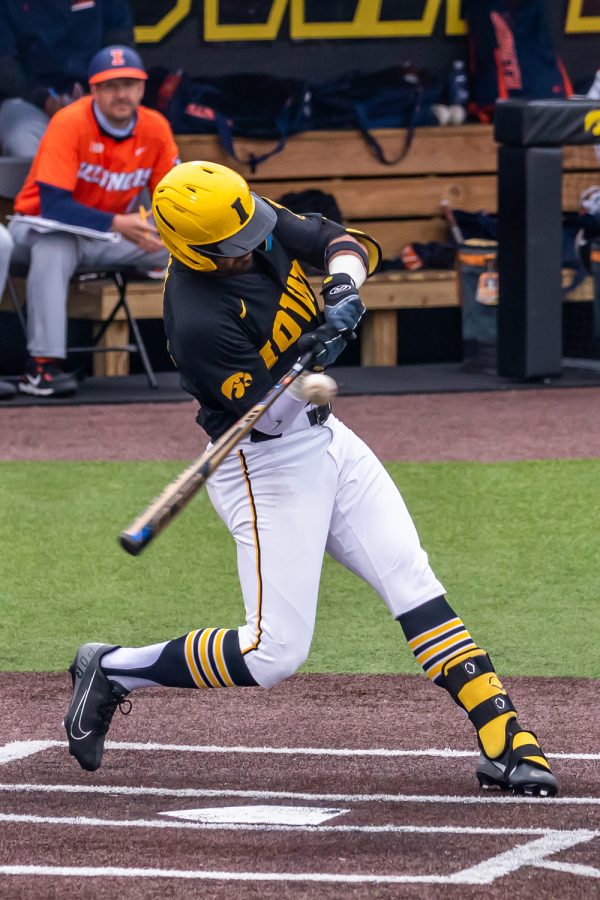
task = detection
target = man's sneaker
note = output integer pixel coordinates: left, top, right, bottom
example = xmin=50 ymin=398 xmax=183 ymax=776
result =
xmin=476 ymin=719 xmax=558 ymax=797
xmin=18 ymin=358 xmax=78 ymax=397
xmin=64 ymin=643 xmax=130 ymax=772
xmin=0 ymin=379 xmax=16 ymax=399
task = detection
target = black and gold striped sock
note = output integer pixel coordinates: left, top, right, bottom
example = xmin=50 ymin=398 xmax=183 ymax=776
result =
xmin=398 ymin=596 xmax=479 ymax=683
xmin=398 ymin=596 xmax=516 ymax=759
xmin=103 ymin=628 xmax=258 ymax=689
xmin=182 ymin=628 xmax=258 ymax=688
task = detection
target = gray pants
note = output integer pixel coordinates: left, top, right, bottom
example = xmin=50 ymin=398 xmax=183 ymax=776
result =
xmin=0 ymin=98 xmax=49 ymax=157
xmin=0 ymin=224 xmax=13 ymax=298
xmin=9 ymin=218 xmax=169 ymax=359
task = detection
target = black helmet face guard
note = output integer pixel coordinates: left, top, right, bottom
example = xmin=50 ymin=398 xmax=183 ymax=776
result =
xmin=190 ymin=195 xmax=277 ymax=259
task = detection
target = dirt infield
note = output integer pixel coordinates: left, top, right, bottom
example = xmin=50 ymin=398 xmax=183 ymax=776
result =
xmin=0 ymin=673 xmax=598 ymax=898
xmin=1 ymin=386 xmax=600 ymax=461
xmin=1 ymin=390 xmax=599 ymax=895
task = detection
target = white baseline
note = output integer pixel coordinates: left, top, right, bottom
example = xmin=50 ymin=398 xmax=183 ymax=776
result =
xmin=0 ymin=781 xmax=599 ymax=806
xmin=1 ymin=739 xmax=599 ymax=763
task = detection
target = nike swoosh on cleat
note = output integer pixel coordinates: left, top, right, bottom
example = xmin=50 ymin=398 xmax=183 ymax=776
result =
xmin=19 ymin=378 xmax=53 ymax=396
xmin=69 ymin=671 xmax=96 ymax=740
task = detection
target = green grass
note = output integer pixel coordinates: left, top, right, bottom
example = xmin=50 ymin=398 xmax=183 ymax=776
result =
xmin=1 ymin=459 xmax=599 ymax=677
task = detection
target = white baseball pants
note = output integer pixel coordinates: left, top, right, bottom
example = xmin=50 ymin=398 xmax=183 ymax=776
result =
xmin=207 ymin=412 xmax=445 ymax=688
xmin=0 ymin=98 xmax=48 ymax=157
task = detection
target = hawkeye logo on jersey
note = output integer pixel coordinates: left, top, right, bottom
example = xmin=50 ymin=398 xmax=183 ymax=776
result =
xmin=77 ymin=162 xmax=152 ymax=191
xmin=221 ymin=371 xmax=253 ymax=400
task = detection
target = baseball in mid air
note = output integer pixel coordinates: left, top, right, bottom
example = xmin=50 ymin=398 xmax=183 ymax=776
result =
xmin=300 ymin=372 xmax=338 ymax=405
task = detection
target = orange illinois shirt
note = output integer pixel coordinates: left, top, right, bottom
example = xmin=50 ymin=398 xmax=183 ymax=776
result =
xmin=15 ymin=96 xmax=180 ymax=216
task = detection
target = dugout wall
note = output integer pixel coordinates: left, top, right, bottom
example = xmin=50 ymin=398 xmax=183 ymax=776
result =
xmin=494 ymin=98 xmax=600 ymax=379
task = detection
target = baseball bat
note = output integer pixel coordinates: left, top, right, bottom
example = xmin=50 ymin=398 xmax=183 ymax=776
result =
xmin=440 ymin=199 xmax=465 ymax=246
xmin=119 ymin=350 xmax=315 ymax=556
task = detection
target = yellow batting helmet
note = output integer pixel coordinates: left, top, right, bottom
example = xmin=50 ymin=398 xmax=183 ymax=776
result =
xmin=152 ymin=160 xmax=277 ymax=271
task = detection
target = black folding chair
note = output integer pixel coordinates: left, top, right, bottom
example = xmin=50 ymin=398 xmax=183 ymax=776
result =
xmin=0 ymin=157 xmax=158 ymax=388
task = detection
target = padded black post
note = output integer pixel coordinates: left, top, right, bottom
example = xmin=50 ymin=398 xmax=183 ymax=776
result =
xmin=497 ymin=146 xmax=563 ymax=378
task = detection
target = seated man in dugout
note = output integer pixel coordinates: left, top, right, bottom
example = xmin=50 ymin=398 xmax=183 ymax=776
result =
xmin=8 ymin=45 xmax=179 ymax=398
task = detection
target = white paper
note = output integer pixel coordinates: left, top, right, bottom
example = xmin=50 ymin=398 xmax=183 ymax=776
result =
xmin=8 ymin=214 xmax=120 ymax=242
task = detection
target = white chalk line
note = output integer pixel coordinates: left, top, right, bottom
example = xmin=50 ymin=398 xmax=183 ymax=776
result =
xmin=0 ymin=831 xmax=597 ymax=886
xmin=95 ymin=740 xmax=600 ymax=762
xmin=445 ymin=830 xmax=597 ymax=885
xmin=535 ymin=860 xmax=600 ymax=878
xmin=0 ymin=741 xmax=58 ymax=765
xmin=114 ymin=741 xmax=480 ymax=757
xmin=1 ymin=781 xmax=599 ymax=805
xmin=1 ymin=739 xmax=599 ymax=763
xmin=0 ymin=864 xmax=520 ymax=886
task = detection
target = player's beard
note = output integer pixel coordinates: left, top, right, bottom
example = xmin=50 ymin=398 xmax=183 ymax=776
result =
xmin=106 ymin=100 xmax=137 ymax=128
xmin=213 ymin=253 xmax=254 ymax=275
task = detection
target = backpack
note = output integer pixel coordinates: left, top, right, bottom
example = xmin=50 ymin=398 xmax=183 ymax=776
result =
xmin=464 ymin=0 xmax=573 ymax=121
xmin=307 ymin=65 xmax=441 ymax=164
xmin=276 ymin=189 xmax=344 ymax=225
xmin=166 ymin=72 xmax=310 ymax=171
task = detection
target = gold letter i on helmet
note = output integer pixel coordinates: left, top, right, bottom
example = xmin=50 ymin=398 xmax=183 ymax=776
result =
xmin=231 ymin=197 xmax=249 ymax=224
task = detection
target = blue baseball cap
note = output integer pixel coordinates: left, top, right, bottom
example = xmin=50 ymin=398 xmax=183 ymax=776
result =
xmin=88 ymin=46 xmax=147 ymax=85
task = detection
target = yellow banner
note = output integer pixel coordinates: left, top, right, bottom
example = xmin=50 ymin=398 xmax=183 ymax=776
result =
xmin=135 ymin=0 xmax=600 ymax=44
xmin=204 ymin=0 xmax=453 ymax=41
xmin=566 ymin=0 xmax=600 ymax=33
xmin=135 ymin=0 xmax=191 ymax=43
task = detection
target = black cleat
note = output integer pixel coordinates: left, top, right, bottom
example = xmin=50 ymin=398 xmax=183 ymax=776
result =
xmin=476 ymin=719 xmax=558 ymax=797
xmin=64 ymin=643 xmax=130 ymax=772
xmin=19 ymin=358 xmax=78 ymax=397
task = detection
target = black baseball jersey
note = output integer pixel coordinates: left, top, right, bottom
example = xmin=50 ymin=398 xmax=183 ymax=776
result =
xmin=164 ymin=200 xmax=346 ymax=441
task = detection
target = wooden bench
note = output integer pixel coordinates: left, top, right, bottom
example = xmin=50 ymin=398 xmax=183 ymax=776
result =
xmin=48 ymin=264 xmax=587 ymax=375
xmin=218 ymin=125 xmax=500 ymax=257
xmin=58 ymin=267 xmax=461 ymax=375
xmin=4 ymin=124 xmax=598 ymax=373
xmin=2 ymin=264 xmax=460 ymax=374
xmin=90 ymin=125 xmax=501 ymax=373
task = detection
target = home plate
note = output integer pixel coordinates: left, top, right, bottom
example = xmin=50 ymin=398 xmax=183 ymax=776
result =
xmin=160 ymin=805 xmax=348 ymax=825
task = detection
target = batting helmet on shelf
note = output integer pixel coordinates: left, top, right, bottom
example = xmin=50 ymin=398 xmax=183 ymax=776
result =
xmin=152 ymin=160 xmax=277 ymax=271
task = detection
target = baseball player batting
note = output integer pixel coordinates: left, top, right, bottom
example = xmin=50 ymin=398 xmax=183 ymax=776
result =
xmin=64 ymin=161 xmax=557 ymax=797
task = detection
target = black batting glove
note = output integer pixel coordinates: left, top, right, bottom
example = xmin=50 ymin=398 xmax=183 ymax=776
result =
xmin=321 ymin=272 xmax=366 ymax=333
xmin=298 ymin=323 xmax=347 ymax=369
